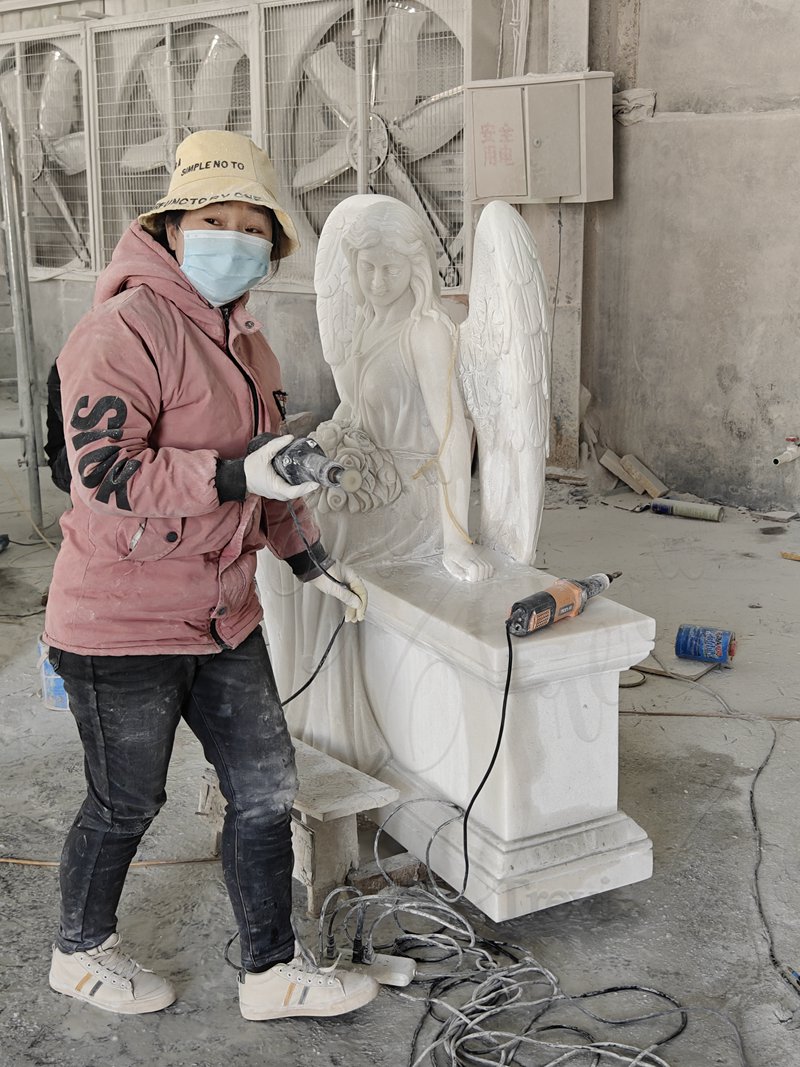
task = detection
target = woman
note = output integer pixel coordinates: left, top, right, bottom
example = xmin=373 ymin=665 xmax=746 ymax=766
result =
xmin=42 ymin=130 xmax=378 ymax=1021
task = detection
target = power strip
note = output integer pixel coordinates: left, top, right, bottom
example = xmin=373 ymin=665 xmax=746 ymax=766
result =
xmin=340 ymin=952 xmax=416 ymax=987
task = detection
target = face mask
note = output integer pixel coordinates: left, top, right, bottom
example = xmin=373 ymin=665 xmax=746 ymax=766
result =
xmin=178 ymin=229 xmax=273 ymax=306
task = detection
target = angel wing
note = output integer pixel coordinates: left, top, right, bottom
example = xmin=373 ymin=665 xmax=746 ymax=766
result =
xmin=459 ymin=200 xmax=551 ymax=566
xmin=314 ymin=193 xmax=396 ymax=418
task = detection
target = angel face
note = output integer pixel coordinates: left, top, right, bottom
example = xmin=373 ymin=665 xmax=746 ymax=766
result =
xmin=355 ymin=247 xmax=412 ymax=309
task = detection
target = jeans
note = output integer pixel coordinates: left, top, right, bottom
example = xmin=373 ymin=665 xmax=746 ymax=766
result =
xmin=49 ymin=628 xmax=298 ymax=972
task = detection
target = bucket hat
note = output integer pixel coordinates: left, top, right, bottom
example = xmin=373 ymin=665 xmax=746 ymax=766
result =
xmin=138 ymin=130 xmax=299 ymax=257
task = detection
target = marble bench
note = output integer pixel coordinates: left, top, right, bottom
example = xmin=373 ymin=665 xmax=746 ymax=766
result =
xmin=196 ymin=737 xmax=399 ymax=916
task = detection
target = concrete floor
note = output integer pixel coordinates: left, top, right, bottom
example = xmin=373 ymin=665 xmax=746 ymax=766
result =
xmin=2 ymin=407 xmax=800 ymax=1067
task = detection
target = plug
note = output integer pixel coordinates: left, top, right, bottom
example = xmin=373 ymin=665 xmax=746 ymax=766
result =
xmin=340 ymin=952 xmax=416 ymax=987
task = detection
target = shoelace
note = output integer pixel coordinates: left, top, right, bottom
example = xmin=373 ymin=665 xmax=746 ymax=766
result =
xmin=90 ymin=942 xmax=141 ymax=982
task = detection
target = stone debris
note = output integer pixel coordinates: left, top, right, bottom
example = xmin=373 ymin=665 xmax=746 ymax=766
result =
xmin=758 ymin=510 xmax=798 ymax=523
xmin=599 ymin=449 xmax=646 ymax=494
xmin=600 ymin=491 xmax=650 ymax=513
xmin=620 ymin=455 xmax=669 ymax=498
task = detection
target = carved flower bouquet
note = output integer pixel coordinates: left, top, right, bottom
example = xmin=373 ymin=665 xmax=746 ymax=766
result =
xmin=312 ymin=422 xmax=402 ymax=514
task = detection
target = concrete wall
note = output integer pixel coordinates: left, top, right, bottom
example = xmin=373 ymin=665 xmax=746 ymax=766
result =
xmin=585 ymin=0 xmax=800 ymax=509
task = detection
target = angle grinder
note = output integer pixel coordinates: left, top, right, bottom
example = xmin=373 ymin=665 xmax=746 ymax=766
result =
xmin=267 ymin=433 xmax=362 ymax=493
xmin=507 ymin=572 xmax=621 ymax=636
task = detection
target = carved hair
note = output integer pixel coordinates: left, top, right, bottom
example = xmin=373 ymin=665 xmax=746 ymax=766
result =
xmin=342 ymin=200 xmax=447 ymax=326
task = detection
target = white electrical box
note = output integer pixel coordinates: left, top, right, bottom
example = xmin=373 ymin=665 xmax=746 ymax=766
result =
xmin=465 ymin=71 xmax=613 ymax=204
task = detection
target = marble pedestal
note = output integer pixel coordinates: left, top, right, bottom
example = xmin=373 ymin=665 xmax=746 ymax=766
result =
xmin=357 ymin=555 xmax=655 ymax=922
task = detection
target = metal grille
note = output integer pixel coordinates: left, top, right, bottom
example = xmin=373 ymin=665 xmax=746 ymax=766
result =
xmin=92 ymin=11 xmax=252 ymax=263
xmin=263 ymin=0 xmax=465 ymax=289
xmin=0 ymin=3 xmax=469 ymax=282
xmin=0 ymin=34 xmax=92 ymax=270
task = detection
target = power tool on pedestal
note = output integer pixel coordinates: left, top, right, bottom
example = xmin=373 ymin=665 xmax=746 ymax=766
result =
xmin=506 ymin=572 xmax=622 ymax=636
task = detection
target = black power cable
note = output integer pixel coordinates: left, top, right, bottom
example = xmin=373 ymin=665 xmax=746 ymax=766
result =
xmin=277 ymin=500 xmax=357 ymax=707
xmin=454 ymin=626 xmax=513 ymax=900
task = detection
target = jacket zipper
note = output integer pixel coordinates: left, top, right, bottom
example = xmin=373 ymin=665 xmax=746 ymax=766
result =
xmin=221 ymin=305 xmax=259 ymax=437
xmin=211 ymin=307 xmax=256 ymax=652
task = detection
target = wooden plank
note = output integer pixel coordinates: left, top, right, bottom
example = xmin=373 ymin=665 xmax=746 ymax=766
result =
xmin=292 ymin=738 xmax=399 ymax=822
xmin=620 ymin=454 xmax=669 ymax=498
xmin=600 ymin=491 xmax=649 ymax=513
xmin=198 ymin=742 xmax=399 ymax=827
xmin=599 ymin=448 xmax=645 ymax=494
xmin=761 ymin=510 xmax=799 ymax=522
xmin=635 ymin=655 xmax=718 ymax=682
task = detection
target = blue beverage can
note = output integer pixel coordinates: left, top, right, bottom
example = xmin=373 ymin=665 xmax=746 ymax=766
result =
xmin=674 ymin=624 xmax=736 ymax=667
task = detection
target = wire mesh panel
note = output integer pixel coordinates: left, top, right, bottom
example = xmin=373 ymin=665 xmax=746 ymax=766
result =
xmin=0 ymin=33 xmax=92 ymax=271
xmin=92 ymin=10 xmax=252 ymax=264
xmin=263 ymin=0 xmax=465 ymax=290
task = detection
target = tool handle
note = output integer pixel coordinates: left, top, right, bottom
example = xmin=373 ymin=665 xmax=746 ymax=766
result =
xmin=270 ymin=435 xmax=362 ymax=491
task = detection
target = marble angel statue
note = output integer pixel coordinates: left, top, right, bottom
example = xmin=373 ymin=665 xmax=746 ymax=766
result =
xmin=258 ymin=194 xmax=550 ymax=773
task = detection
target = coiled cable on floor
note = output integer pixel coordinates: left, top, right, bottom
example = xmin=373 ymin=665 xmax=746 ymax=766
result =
xmin=314 ymin=874 xmax=743 ymax=1066
xmin=314 ymin=869 xmax=751 ymax=1067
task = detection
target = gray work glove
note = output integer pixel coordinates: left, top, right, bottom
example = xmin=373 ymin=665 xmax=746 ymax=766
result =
xmin=243 ymin=434 xmax=317 ymax=502
xmin=309 ymin=561 xmax=367 ymax=623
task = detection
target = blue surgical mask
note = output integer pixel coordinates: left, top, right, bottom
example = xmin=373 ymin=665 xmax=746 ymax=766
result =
xmin=178 ymin=229 xmax=273 ymax=306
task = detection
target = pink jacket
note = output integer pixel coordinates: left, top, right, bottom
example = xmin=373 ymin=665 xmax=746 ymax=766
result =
xmin=43 ymin=223 xmax=321 ymax=656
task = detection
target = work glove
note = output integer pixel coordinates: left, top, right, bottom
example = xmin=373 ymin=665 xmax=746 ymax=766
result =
xmin=309 ymin=561 xmax=367 ymax=623
xmin=243 ymin=434 xmax=318 ymax=502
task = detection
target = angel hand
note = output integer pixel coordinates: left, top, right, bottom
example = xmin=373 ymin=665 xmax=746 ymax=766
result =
xmin=442 ymin=544 xmax=494 ymax=584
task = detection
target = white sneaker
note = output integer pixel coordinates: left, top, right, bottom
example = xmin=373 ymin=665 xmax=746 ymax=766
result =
xmin=238 ymin=956 xmax=379 ymax=1021
xmin=49 ymin=933 xmax=176 ymax=1015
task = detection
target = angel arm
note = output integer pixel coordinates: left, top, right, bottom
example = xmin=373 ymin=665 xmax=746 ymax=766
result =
xmin=328 ymin=358 xmax=356 ymax=426
xmin=410 ymin=316 xmax=493 ymax=582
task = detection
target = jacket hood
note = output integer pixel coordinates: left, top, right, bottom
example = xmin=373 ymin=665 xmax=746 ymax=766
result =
xmin=94 ymin=223 xmax=225 ymax=338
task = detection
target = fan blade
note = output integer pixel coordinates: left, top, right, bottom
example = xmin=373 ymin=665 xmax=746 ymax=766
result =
xmin=141 ymin=47 xmax=190 ymax=126
xmin=0 ymin=70 xmax=44 ymax=176
xmin=374 ymin=4 xmax=427 ymax=119
xmin=49 ymin=131 xmax=85 ymax=175
xmin=383 ymin=150 xmax=449 ymax=242
xmin=120 ymin=132 xmax=169 ymax=174
xmin=141 ymin=48 xmax=171 ymax=119
xmin=38 ymin=49 xmax=79 ymax=142
xmin=389 ymin=88 xmax=463 ymax=162
xmin=304 ymin=42 xmax=356 ymax=125
xmin=41 ymin=164 xmax=90 ymax=266
xmin=0 ymin=71 xmax=20 ymax=133
xmin=128 ymin=45 xmax=192 ymax=173
xmin=292 ymin=138 xmax=351 ymax=194
xmin=188 ymin=32 xmax=243 ymax=130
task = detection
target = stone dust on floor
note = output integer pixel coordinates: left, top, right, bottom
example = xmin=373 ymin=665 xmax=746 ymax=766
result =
xmin=2 ymin=432 xmax=800 ymax=1067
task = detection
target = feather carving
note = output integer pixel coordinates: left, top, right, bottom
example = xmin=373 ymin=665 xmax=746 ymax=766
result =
xmin=459 ymin=200 xmax=551 ymax=565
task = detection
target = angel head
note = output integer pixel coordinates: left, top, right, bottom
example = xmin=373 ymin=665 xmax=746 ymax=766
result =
xmin=341 ymin=199 xmax=444 ymax=323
